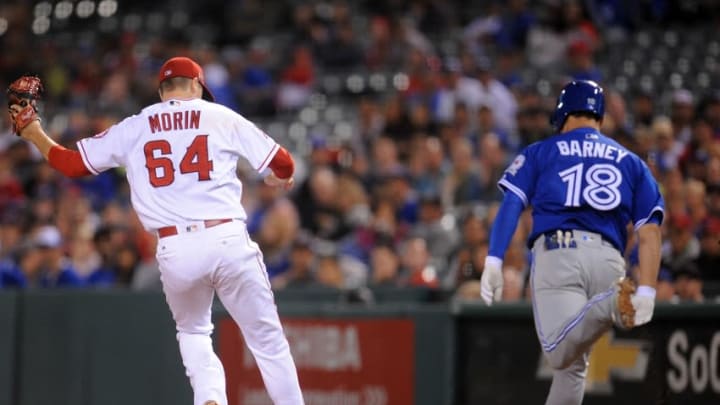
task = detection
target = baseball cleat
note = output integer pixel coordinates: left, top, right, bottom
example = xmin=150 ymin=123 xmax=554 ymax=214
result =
xmin=616 ymin=277 xmax=637 ymax=328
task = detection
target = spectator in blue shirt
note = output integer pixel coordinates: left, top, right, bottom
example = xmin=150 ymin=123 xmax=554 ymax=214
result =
xmin=0 ymin=243 xmax=42 ymax=288
xmin=32 ymin=225 xmax=84 ymax=288
xmin=85 ymin=225 xmax=139 ymax=287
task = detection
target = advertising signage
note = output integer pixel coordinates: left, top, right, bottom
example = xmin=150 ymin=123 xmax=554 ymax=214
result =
xmin=457 ymin=317 xmax=720 ymax=404
xmin=219 ymin=318 xmax=415 ymax=405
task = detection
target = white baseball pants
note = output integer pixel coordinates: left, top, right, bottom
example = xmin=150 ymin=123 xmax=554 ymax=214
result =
xmin=156 ymin=220 xmax=304 ymax=405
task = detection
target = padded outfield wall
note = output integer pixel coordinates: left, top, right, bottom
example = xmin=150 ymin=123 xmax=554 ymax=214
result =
xmin=0 ymin=290 xmax=717 ymax=405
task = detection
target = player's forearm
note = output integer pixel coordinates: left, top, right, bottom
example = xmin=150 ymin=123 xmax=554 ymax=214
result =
xmin=48 ymin=146 xmax=92 ymax=177
xmin=20 ymin=122 xmax=91 ymax=177
xmin=636 ymin=223 xmax=661 ymax=289
xmin=268 ymin=146 xmax=294 ymax=179
xmin=488 ymin=192 xmax=525 ymax=260
xmin=19 ymin=121 xmax=57 ymax=159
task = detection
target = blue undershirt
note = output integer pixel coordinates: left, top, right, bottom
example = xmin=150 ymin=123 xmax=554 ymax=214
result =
xmin=488 ymin=192 xmax=525 ymax=259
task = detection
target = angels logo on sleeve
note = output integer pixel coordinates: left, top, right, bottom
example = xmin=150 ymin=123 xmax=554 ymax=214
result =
xmin=93 ymin=129 xmax=109 ymax=139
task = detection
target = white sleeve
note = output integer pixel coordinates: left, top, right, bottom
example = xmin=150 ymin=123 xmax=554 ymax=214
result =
xmin=76 ymin=122 xmax=127 ymax=175
xmin=233 ymin=116 xmax=279 ymax=173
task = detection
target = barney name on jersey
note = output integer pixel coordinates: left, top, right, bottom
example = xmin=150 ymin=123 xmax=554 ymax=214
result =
xmin=556 ymin=137 xmax=629 ymax=163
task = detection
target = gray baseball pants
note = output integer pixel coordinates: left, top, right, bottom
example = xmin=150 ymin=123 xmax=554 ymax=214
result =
xmin=530 ymin=230 xmax=626 ymax=405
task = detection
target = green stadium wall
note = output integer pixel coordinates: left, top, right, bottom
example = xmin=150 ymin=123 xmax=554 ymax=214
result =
xmin=0 ymin=290 xmax=718 ymax=405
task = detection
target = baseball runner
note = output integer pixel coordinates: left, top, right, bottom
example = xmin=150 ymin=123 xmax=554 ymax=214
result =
xmin=480 ymin=80 xmax=664 ymax=404
xmin=7 ymin=57 xmax=304 ymax=405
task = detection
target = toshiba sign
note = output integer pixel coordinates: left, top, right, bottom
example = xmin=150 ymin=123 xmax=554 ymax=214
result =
xmin=219 ymin=318 xmax=415 ymax=405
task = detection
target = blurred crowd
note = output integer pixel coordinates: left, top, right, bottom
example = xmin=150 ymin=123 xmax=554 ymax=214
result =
xmin=0 ymin=0 xmax=719 ymax=303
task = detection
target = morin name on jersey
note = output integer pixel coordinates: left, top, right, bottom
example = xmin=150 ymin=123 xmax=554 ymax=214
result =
xmin=555 ymin=140 xmax=629 ymax=163
xmin=148 ymin=110 xmax=201 ymax=133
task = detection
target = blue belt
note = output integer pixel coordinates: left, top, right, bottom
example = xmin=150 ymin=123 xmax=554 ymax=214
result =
xmin=541 ymin=230 xmax=617 ymax=252
xmin=543 ymin=230 xmax=577 ymax=250
xmin=542 ymin=230 xmax=616 ymax=251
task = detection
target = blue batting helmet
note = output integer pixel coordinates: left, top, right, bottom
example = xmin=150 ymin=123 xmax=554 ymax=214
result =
xmin=549 ymin=80 xmax=605 ymax=132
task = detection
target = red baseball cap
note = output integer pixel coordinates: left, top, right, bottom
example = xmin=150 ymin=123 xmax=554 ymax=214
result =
xmin=568 ymin=40 xmax=592 ymax=56
xmin=158 ymin=56 xmax=215 ymax=102
xmin=702 ymin=216 xmax=720 ymax=237
xmin=669 ymin=213 xmax=692 ymax=230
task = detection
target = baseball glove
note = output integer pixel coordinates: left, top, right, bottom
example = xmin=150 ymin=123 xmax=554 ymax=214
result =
xmin=6 ymin=75 xmax=43 ymax=135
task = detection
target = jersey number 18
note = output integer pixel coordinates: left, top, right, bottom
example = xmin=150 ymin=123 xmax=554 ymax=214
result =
xmin=559 ymin=163 xmax=622 ymax=210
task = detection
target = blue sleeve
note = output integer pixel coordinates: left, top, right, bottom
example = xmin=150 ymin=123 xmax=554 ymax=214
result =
xmin=497 ymin=147 xmax=537 ymax=207
xmin=488 ymin=192 xmax=525 ymax=258
xmin=628 ymin=244 xmax=639 ymax=267
xmin=632 ymin=158 xmax=664 ymax=229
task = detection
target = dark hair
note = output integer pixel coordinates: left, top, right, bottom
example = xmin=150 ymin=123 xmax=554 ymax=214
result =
xmin=673 ymin=261 xmax=702 ymax=280
xmin=159 ymin=77 xmax=193 ymax=93
xmin=568 ymin=111 xmax=602 ymax=122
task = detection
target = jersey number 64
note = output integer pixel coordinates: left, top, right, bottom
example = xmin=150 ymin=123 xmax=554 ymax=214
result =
xmin=144 ymin=135 xmax=214 ymax=187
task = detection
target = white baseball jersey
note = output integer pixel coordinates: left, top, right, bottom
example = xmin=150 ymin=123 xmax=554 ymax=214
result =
xmin=77 ymin=98 xmax=279 ymax=231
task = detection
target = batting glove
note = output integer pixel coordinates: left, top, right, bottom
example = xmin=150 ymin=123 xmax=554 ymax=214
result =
xmin=631 ymin=285 xmax=656 ymax=326
xmin=480 ymin=256 xmax=503 ymax=305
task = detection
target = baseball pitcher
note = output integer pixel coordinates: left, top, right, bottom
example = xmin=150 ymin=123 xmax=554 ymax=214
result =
xmin=480 ymin=80 xmax=664 ymax=404
xmin=7 ymin=57 xmax=304 ymax=405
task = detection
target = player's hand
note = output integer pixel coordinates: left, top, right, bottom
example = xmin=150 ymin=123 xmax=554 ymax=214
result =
xmin=631 ymin=286 xmax=656 ymax=326
xmin=8 ymin=104 xmax=41 ymax=138
xmin=480 ymin=256 xmax=503 ymax=305
xmin=6 ymin=75 xmax=43 ymax=136
xmin=264 ymin=172 xmax=294 ymax=190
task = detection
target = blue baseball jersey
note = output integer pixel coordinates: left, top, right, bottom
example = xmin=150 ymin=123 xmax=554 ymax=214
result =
xmin=498 ymin=127 xmax=664 ymax=251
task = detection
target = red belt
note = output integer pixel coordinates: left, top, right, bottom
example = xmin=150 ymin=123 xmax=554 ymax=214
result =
xmin=157 ymin=218 xmax=233 ymax=238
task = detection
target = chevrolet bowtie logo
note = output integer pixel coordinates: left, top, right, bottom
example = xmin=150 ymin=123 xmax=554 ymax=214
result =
xmin=536 ymin=331 xmax=650 ymax=394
